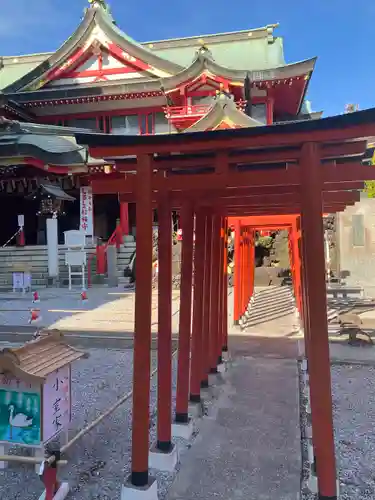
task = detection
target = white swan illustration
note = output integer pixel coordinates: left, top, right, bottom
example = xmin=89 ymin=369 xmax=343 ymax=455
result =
xmin=8 ymin=405 xmax=33 ymax=438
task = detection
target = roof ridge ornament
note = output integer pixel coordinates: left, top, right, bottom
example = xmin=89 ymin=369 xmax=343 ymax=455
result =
xmin=87 ymin=0 xmax=117 ymax=25
xmin=88 ymin=0 xmax=110 ymax=13
xmin=196 ymin=43 xmax=214 ymax=61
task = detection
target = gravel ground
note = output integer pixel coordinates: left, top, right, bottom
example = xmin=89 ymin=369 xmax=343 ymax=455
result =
xmin=332 ymin=364 xmax=375 ymax=499
xmin=0 ymin=348 xmax=161 ymax=500
xmin=300 ymin=362 xmax=375 ymax=500
xmin=0 ymin=343 xmax=226 ymax=500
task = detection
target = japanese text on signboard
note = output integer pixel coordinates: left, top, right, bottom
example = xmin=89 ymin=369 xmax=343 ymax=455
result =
xmin=80 ymin=186 xmax=93 ymax=236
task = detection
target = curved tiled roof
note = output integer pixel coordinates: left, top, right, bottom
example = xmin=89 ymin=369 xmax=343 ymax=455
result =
xmin=2 ymin=3 xmax=182 ymax=94
xmin=184 ymin=93 xmax=263 ymax=132
xmin=0 ymin=330 xmax=86 ymax=383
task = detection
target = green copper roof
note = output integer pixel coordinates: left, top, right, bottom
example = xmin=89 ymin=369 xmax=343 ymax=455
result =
xmin=0 ymin=58 xmax=42 ymax=90
xmin=0 ymin=3 xmax=286 ymax=91
xmin=152 ymin=36 xmax=284 ymax=71
xmin=0 ymin=36 xmax=285 ymax=91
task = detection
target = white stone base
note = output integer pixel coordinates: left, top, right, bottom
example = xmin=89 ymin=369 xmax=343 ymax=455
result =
xmin=38 ymin=482 xmax=70 ymax=500
xmin=222 ymin=351 xmax=229 ymax=362
xmin=200 ymin=386 xmax=213 ymax=401
xmin=217 ymin=362 xmax=226 ymax=374
xmin=307 ymin=473 xmax=318 ymax=494
xmin=305 ymin=385 xmax=310 ymax=400
xmin=172 ymin=419 xmax=195 ymax=440
xmin=307 ymin=440 xmax=314 ymax=464
xmin=188 ymin=401 xmax=202 ymax=418
xmin=149 ymin=443 xmax=178 ymax=472
xmin=121 ymin=478 xmax=158 ymax=500
xmin=305 ymin=424 xmax=313 ymax=439
xmin=307 ymin=474 xmax=340 ymax=497
xmin=301 ymin=358 xmax=308 ymax=372
xmin=208 ymin=372 xmax=218 ymax=386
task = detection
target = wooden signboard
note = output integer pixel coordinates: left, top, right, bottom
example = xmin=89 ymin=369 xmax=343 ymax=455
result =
xmin=0 ymin=331 xmax=85 ymax=450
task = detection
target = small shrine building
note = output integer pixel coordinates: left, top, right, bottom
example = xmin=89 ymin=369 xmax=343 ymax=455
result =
xmin=0 ymin=0 xmax=319 ymax=245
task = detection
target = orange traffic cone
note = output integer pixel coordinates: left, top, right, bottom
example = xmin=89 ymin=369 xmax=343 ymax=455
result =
xmin=33 ymin=291 xmax=40 ymax=303
xmin=81 ymin=290 xmax=88 ymax=302
xmin=29 ymin=309 xmax=41 ymax=324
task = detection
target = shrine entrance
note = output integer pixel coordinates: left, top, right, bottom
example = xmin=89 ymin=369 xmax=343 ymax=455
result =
xmin=74 ymin=108 xmax=375 ymax=500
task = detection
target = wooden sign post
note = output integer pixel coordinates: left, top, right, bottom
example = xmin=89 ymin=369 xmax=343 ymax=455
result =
xmin=0 ymin=330 xmax=87 ymax=497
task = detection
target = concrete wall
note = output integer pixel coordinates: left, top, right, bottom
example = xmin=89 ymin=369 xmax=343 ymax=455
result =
xmin=338 ymin=194 xmax=375 ymax=296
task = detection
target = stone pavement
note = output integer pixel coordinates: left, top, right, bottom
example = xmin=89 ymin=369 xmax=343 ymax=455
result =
xmin=167 ymin=292 xmax=301 ymax=500
xmin=0 ymin=287 xmax=181 ymax=333
xmin=168 ymin=292 xmax=301 ymax=500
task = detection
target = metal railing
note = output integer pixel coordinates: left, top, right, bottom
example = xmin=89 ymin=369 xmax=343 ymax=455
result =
xmin=163 ymin=104 xmax=211 ymax=119
xmin=1 ymin=228 xmax=21 ymax=248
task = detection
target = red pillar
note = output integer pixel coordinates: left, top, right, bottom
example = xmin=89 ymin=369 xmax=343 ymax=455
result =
xmin=249 ymin=231 xmax=255 ymax=302
xmin=190 ymin=210 xmax=206 ymax=401
xmin=201 ymin=214 xmax=212 ymax=387
xmin=222 ymin=218 xmax=229 ymax=352
xmin=241 ymin=229 xmax=247 ymax=316
xmin=120 ymin=201 xmax=129 ymax=235
xmin=295 ymin=218 xmax=303 ymax=316
xmin=295 ymin=227 xmax=303 ymax=316
xmin=300 ymin=225 xmax=311 ymax=359
xmin=245 ymin=229 xmax=250 ymax=308
xmin=216 ymin=219 xmax=223 ymax=363
xmin=131 ymin=154 xmax=153 ymax=487
xmin=175 ymin=203 xmax=194 ymax=423
xmin=239 ymin=229 xmax=244 ymax=318
xmin=288 ymin=227 xmax=296 ymax=297
xmin=301 ymin=142 xmax=337 ymax=499
xmin=157 ymin=196 xmax=173 ymax=452
xmin=290 ymin=220 xmax=302 ymax=315
xmin=233 ymin=219 xmax=241 ymax=324
xmin=209 ymin=215 xmax=221 ymax=372
xmin=217 ymin=218 xmax=225 ymax=363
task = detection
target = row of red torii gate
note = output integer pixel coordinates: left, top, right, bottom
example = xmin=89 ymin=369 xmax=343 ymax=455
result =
xmin=72 ymin=109 xmax=375 ymax=500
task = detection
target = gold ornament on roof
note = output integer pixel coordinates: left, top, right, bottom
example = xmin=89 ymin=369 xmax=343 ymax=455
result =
xmin=88 ymin=0 xmax=110 ymax=13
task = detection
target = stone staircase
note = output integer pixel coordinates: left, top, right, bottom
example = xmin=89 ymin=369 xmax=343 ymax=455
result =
xmin=117 ymin=236 xmax=136 ymax=287
xmin=0 ymin=238 xmax=136 ymax=291
xmin=241 ymin=286 xmax=295 ymax=328
xmin=240 ymin=285 xmax=344 ymax=332
xmin=0 ymin=245 xmax=97 ymax=290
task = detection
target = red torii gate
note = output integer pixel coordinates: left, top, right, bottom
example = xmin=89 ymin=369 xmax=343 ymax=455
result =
xmin=76 ymin=108 xmax=375 ymax=500
xmin=227 ymin=209 xmax=358 ymax=325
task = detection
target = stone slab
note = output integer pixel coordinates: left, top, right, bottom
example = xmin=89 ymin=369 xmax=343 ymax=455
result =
xmin=166 ymin=356 xmax=301 ymax=500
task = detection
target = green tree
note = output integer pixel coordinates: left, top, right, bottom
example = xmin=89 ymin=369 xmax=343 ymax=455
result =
xmin=364 ymin=181 xmax=375 ymax=198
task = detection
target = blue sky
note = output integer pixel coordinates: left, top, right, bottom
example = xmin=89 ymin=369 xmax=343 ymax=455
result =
xmin=0 ymin=0 xmax=374 ymax=117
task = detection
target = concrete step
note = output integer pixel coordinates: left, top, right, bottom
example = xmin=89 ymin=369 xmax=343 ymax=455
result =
xmin=250 ymin=297 xmax=294 ymax=310
xmin=252 ymin=297 xmax=294 ymax=309
xmin=251 ymin=293 xmax=293 ymax=306
xmin=245 ymin=308 xmax=295 ymax=325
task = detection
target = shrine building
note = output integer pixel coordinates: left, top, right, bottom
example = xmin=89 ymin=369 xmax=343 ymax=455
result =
xmin=0 ymin=0 xmax=319 ymax=248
